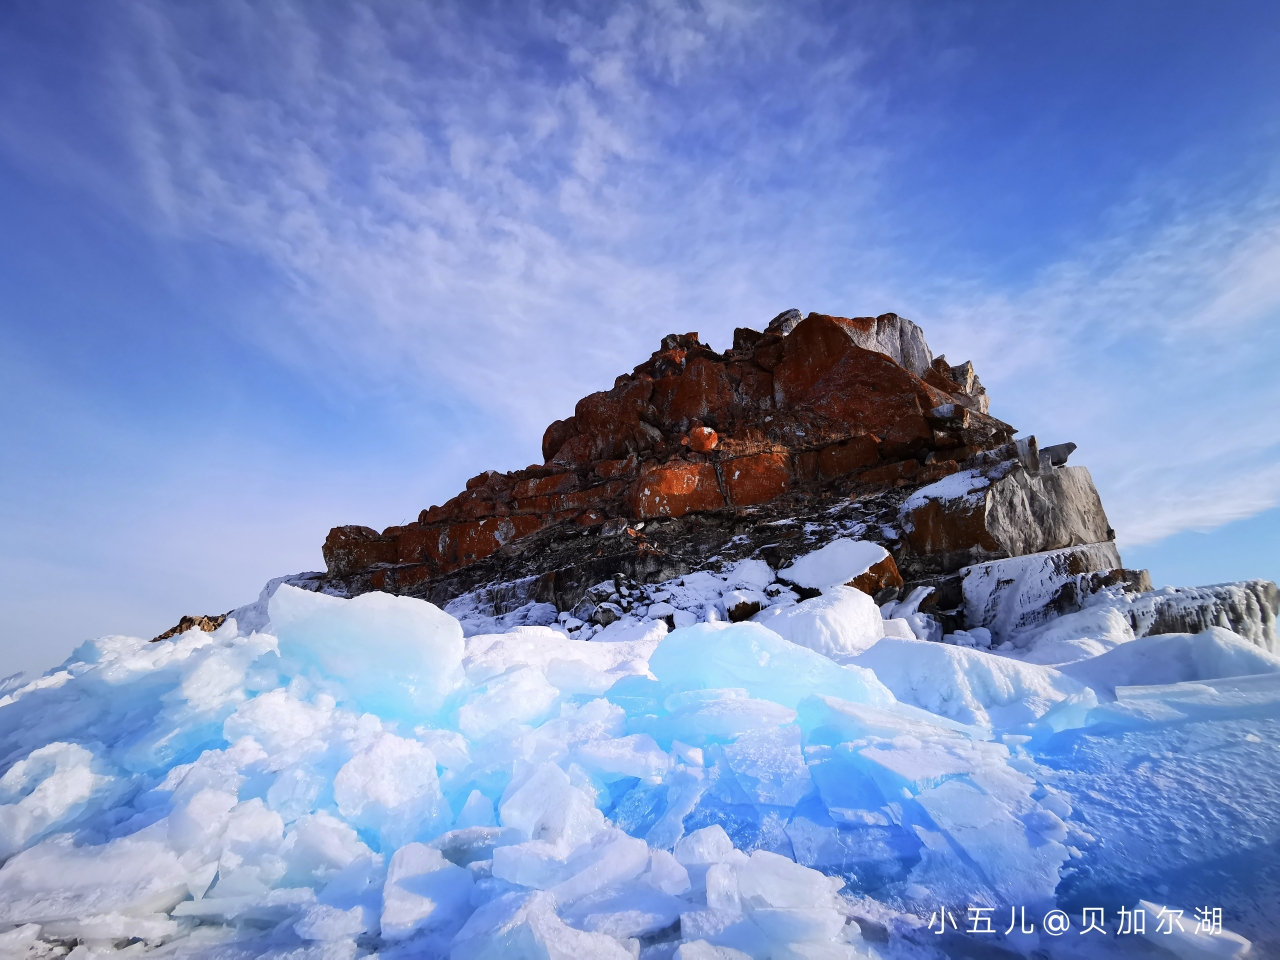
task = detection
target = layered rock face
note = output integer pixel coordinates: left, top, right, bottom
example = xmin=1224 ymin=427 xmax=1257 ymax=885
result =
xmin=316 ymin=310 xmax=1136 ymax=634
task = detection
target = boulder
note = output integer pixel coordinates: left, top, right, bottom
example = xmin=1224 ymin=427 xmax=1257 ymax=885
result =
xmin=849 ymin=555 xmax=904 ymax=596
xmin=630 ymin=461 xmax=724 ymax=519
xmin=513 ymin=472 xmax=578 ymax=500
xmin=765 ymin=308 xmax=803 ymax=336
xmin=1042 ymin=442 xmax=1077 ymax=467
xmin=830 ymin=312 xmax=935 ymax=377
xmin=688 ymin=426 xmax=718 ymax=453
xmin=722 ymin=453 xmax=790 ymax=507
xmin=900 ymin=453 xmax=1113 ymax=577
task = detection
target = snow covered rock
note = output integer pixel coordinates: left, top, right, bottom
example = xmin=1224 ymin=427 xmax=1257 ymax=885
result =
xmin=778 ymin=539 xmax=902 ymax=597
xmin=753 ymin=588 xmax=887 ymax=660
xmin=899 ymin=457 xmax=1113 ymax=576
xmin=1122 ymin=580 xmax=1280 ymax=653
xmin=1059 ymin=627 xmax=1280 ymax=700
xmin=960 ymin=542 xmax=1141 ymax=644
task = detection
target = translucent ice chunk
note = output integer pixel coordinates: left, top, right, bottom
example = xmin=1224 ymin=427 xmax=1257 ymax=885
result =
xmin=429 ymin=825 xmax=519 ymax=866
xmin=281 ymin=811 xmax=371 ymax=888
xmin=649 ymin=693 xmax=797 ymax=744
xmin=452 ymin=890 xmax=633 ymax=960
xmin=0 ymin=925 xmax=40 ymax=956
xmin=210 ymin=798 xmax=286 ymax=897
xmin=268 ymin=585 xmax=464 ymax=718
xmin=560 ymin=879 xmax=682 ymax=939
xmin=648 ymin=623 xmax=893 ymax=710
xmin=333 ymin=733 xmax=449 ymax=849
xmin=380 ymin=842 xmax=474 ymax=940
xmin=0 ymin=742 xmax=116 ymax=858
xmin=722 ymin=726 xmax=813 ymax=807
xmin=736 ymin=849 xmax=844 ymax=910
xmin=575 ymin=734 xmax=671 ymax=782
xmin=498 ymin=761 xmax=605 ymax=848
xmin=456 ymin=789 xmax=497 ymax=829
xmin=0 ymin=827 xmax=191 ymax=929
xmin=549 ymin=828 xmax=650 ymax=904
xmin=644 ymin=848 xmax=691 ymax=896
xmin=458 ymin=666 xmax=561 ymax=738
xmin=912 ymin=777 xmax=1067 ymax=907
xmin=295 ymin=903 xmax=367 ymax=941
xmin=674 ymin=825 xmax=736 ymax=867
xmin=675 ymin=940 xmax=753 ymax=960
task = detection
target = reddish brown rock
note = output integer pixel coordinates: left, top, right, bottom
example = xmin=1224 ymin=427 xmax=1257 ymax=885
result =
xmin=751 ymin=335 xmax=785 ymax=371
xmin=548 ymin=377 xmax=664 ymax=465
xmin=394 ymin=525 xmax=443 ymax=565
xmin=847 ymin=555 xmax=904 ymax=596
xmin=773 ymin=318 xmax=938 ymax=454
xmin=576 ymin=509 xmax=607 ymax=527
xmin=513 ymin=472 xmax=578 ymax=500
xmin=596 ymin=456 xmax=638 ymax=479
xmin=631 ymin=461 xmax=725 ymax=519
xmin=688 ymin=426 xmax=718 ymax=453
xmin=324 ymin=525 xmax=397 ymax=577
xmin=819 ymin=435 xmax=880 ymax=479
xmin=796 ymin=451 xmax=820 ymax=482
xmin=448 ymin=516 xmax=548 ymax=569
xmin=918 ymin=459 xmax=961 ymax=484
xmin=859 ymin=459 xmax=920 ymax=486
xmin=723 ymin=452 xmax=791 ymax=507
xmin=653 ymin=357 xmax=735 ymax=432
xmin=554 ymin=481 xmax=629 ymax=513
xmin=542 ymin=418 xmax=577 ymax=463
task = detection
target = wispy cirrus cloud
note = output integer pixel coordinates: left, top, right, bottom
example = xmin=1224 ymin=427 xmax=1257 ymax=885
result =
xmin=2 ymin=0 xmax=1278 ymax=555
xmin=917 ymin=183 xmax=1280 ymax=544
xmin=57 ymin=0 xmax=901 ymax=444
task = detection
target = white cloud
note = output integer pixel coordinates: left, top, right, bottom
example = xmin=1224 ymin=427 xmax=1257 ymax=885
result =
xmin=916 ymin=187 xmax=1280 ymax=546
xmin=2 ymin=0 xmax=1277 ymax=557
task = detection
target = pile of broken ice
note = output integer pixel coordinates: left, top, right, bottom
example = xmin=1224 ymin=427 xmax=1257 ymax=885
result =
xmin=0 ymin=539 xmax=1275 ymax=959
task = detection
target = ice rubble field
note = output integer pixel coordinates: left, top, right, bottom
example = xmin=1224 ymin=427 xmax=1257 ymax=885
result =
xmin=1 ymin=543 xmax=1278 ymax=959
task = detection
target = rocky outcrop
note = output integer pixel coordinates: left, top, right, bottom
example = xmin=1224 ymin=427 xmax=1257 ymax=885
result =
xmin=153 ymin=613 xmax=227 ymax=642
xmin=960 ymin=544 xmax=1151 ymax=644
xmin=317 ymin=309 xmax=1120 ymax=627
xmin=1125 ymin=580 xmax=1279 ymax=653
xmin=898 ymin=448 xmax=1114 ymax=578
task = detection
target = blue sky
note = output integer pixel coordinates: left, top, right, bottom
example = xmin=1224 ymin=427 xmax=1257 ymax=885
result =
xmin=2 ymin=1 xmax=1279 ymax=677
